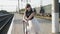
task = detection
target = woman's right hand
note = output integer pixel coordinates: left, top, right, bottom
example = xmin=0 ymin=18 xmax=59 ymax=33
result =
xmin=23 ymin=19 xmax=28 ymax=23
xmin=23 ymin=18 xmax=29 ymax=26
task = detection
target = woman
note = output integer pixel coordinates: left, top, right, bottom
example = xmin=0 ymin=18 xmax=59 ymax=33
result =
xmin=23 ymin=4 xmax=40 ymax=34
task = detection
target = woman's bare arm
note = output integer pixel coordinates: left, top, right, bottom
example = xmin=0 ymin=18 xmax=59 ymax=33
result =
xmin=23 ymin=11 xmax=28 ymax=22
xmin=27 ymin=12 xmax=35 ymax=20
xmin=23 ymin=11 xmax=27 ymax=20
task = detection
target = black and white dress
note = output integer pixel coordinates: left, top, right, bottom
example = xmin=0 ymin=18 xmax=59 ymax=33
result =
xmin=23 ymin=9 xmax=40 ymax=34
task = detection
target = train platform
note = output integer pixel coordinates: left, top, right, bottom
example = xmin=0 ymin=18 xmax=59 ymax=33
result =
xmin=11 ymin=13 xmax=60 ymax=34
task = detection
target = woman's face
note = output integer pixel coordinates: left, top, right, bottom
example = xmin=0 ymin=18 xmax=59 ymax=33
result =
xmin=26 ymin=7 xmax=31 ymax=11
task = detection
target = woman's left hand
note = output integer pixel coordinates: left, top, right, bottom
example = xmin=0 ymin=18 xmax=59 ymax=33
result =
xmin=26 ymin=18 xmax=29 ymax=21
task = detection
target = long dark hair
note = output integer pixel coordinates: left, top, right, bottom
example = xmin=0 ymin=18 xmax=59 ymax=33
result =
xmin=25 ymin=4 xmax=32 ymax=11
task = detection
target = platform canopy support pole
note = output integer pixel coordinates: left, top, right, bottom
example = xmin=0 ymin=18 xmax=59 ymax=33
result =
xmin=52 ymin=0 xmax=59 ymax=34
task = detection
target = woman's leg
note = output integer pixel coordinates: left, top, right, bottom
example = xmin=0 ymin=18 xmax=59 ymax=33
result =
xmin=27 ymin=20 xmax=33 ymax=34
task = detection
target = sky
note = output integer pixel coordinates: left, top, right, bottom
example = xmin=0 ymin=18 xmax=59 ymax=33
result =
xmin=0 ymin=0 xmax=60 ymax=12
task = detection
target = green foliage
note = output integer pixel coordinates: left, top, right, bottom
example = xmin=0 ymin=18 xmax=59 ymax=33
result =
xmin=20 ymin=9 xmax=25 ymax=11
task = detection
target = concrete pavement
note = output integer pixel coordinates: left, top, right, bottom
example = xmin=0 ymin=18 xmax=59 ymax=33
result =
xmin=11 ymin=13 xmax=23 ymax=34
